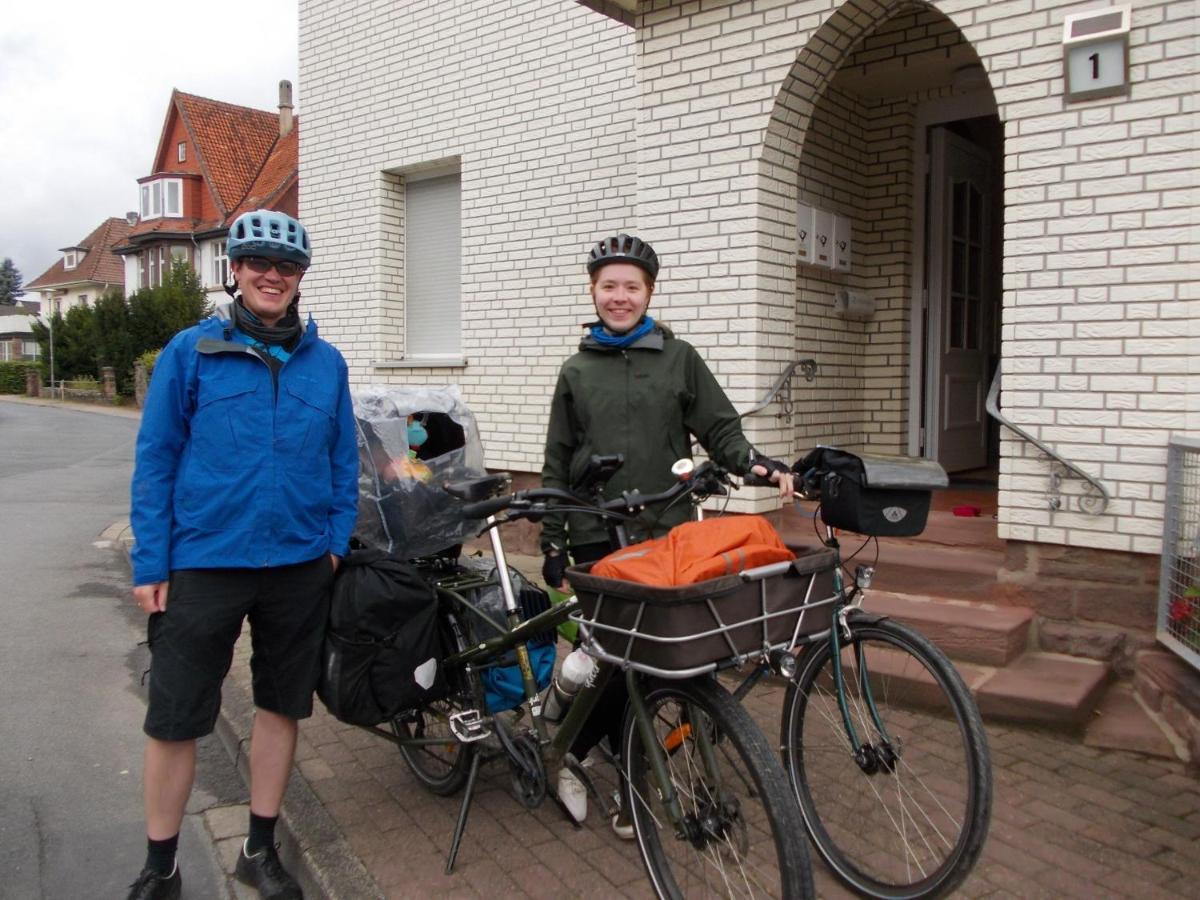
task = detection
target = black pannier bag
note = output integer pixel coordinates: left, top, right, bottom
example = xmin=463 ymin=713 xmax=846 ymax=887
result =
xmin=796 ymin=446 xmax=949 ymax=537
xmin=318 ymin=547 xmax=448 ymax=726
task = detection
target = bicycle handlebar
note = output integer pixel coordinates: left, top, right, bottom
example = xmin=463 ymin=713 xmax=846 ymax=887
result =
xmin=463 ymin=460 xmax=735 ymax=525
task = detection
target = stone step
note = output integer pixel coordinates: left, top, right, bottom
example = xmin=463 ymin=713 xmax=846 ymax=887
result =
xmin=770 ymin=505 xmax=1005 ymax=604
xmin=862 ymin=590 xmax=1033 ymax=666
xmin=1082 ymin=683 xmax=1187 ymax=761
xmin=836 ymin=643 xmax=1108 ymax=731
xmin=974 ymin=652 xmax=1110 ymax=729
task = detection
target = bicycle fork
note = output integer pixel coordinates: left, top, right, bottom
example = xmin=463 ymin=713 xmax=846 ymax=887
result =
xmin=828 ymin=565 xmax=897 ymax=774
xmin=624 ymin=670 xmax=733 ymax=847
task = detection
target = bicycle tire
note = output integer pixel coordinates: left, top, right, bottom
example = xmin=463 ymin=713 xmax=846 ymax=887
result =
xmin=781 ymin=615 xmax=991 ymax=899
xmin=623 ymin=676 xmax=814 ymax=899
xmin=392 ymin=601 xmax=477 ymax=796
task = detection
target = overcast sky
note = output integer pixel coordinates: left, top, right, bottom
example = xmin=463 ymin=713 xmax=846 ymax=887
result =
xmin=0 ymin=1 xmax=299 ymax=290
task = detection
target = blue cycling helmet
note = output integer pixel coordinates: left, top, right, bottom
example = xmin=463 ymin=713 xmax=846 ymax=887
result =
xmin=227 ymin=209 xmax=311 ymax=267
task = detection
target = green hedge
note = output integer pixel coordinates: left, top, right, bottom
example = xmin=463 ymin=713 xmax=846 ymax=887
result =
xmin=0 ymin=361 xmax=39 ymax=394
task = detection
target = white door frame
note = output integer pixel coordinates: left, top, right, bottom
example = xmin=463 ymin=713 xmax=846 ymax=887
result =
xmin=906 ymin=90 xmax=998 ymax=458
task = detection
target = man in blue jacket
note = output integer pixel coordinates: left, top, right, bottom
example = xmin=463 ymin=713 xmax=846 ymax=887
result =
xmin=126 ymin=210 xmax=358 ymax=900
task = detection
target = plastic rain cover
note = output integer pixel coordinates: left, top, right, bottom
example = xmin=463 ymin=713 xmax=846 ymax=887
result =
xmin=352 ymin=385 xmax=487 ymax=559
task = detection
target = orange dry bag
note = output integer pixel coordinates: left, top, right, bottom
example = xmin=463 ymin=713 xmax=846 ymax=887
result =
xmin=591 ymin=516 xmax=794 ymax=587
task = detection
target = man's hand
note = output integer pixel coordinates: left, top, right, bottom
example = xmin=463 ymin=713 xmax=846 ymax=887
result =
xmin=330 ymin=553 xmax=342 ymax=574
xmin=134 ymin=581 xmax=170 ymax=614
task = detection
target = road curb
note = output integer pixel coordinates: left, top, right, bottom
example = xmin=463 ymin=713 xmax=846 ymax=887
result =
xmin=115 ymin=521 xmax=381 ymax=899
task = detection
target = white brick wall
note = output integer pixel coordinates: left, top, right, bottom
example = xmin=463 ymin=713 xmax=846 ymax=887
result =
xmin=299 ymin=0 xmax=636 ymax=473
xmin=302 ymin=0 xmax=1197 ymax=552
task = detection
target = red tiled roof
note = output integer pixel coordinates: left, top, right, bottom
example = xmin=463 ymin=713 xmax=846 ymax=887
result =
xmin=126 ymin=216 xmax=213 ymax=241
xmin=228 ymin=123 xmax=299 ymax=220
xmin=26 ymin=217 xmax=132 ymax=290
xmin=174 ymin=91 xmax=282 ymax=216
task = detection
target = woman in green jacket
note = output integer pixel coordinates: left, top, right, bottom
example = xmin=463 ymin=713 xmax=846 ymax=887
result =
xmin=541 ymin=233 xmax=793 ymax=832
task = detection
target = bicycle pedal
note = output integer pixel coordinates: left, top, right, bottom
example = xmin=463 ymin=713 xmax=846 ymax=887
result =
xmin=449 ymin=709 xmax=491 ymax=743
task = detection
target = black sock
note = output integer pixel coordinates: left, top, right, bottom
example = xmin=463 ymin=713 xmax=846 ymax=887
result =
xmin=145 ymin=834 xmax=178 ymax=876
xmin=246 ymin=812 xmax=278 ymax=856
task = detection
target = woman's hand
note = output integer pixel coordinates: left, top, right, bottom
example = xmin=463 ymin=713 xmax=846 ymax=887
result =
xmin=542 ymin=552 xmax=569 ymax=591
xmin=750 ymin=458 xmax=795 ymax=500
xmin=133 ymin=581 xmax=170 ymax=614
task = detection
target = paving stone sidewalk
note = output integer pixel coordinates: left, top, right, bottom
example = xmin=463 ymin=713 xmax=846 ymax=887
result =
xmin=224 ymin=633 xmax=1200 ymax=899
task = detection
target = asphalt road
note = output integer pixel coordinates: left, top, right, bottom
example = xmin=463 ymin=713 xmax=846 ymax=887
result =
xmin=0 ymin=399 xmax=237 ymax=899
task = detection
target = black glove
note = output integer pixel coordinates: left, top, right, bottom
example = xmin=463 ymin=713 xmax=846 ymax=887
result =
xmin=748 ymin=450 xmax=790 ymax=477
xmin=542 ymin=552 xmax=568 ymax=589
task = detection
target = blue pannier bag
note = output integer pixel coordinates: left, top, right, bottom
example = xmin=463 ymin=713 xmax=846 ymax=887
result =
xmin=481 ymin=640 xmax=556 ymax=714
xmin=456 ymin=555 xmax=557 ymax=713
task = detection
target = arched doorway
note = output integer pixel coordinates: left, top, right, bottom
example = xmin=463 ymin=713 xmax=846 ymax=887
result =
xmin=759 ymin=1 xmax=1002 ymax=477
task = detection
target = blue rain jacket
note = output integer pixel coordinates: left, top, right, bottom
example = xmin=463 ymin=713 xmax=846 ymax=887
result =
xmin=131 ymin=314 xmax=359 ymax=586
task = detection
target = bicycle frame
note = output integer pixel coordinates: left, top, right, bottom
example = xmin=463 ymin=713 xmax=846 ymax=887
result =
xmin=371 ymin=512 xmax=722 ymax=874
xmin=728 ymin=524 xmax=897 ymax=762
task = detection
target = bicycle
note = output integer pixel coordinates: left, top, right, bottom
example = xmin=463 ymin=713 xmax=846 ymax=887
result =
xmin=364 ymin=467 xmax=816 ymax=899
xmin=728 ymin=450 xmax=993 ymax=899
xmin=560 ymin=450 xmax=992 ymax=898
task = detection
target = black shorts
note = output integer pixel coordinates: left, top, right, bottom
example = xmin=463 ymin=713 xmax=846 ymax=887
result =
xmin=143 ymin=556 xmax=335 ymax=741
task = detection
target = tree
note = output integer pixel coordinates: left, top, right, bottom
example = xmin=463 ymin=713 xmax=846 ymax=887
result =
xmin=31 ymin=258 xmax=212 ymax=394
xmin=31 ymin=306 xmax=97 ymax=381
xmin=0 ymin=258 xmax=24 ymax=305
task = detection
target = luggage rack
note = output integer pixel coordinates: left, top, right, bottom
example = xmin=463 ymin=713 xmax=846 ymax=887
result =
xmin=566 ymin=554 xmax=841 ymax=679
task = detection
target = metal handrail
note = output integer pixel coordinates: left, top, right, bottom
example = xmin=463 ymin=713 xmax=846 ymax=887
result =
xmin=739 ymin=358 xmax=818 ymax=420
xmin=985 ymin=368 xmax=1109 ymax=515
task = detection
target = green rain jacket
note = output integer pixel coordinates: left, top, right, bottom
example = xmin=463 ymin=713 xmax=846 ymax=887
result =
xmin=540 ymin=323 xmax=754 ymax=552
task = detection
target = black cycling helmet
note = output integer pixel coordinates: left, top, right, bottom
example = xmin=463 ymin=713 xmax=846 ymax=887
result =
xmin=586 ymin=233 xmax=659 ymax=281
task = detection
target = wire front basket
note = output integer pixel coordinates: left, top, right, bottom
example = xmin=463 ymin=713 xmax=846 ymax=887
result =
xmin=565 ymin=549 xmax=840 ymax=678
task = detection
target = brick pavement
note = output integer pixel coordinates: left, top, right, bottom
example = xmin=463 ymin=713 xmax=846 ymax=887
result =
xmin=225 ymin=633 xmax=1200 ymax=900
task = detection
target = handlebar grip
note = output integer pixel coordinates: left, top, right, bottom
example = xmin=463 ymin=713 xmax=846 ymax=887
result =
xmin=461 ymin=495 xmax=512 ymax=519
xmin=742 ymin=472 xmax=775 ymax=488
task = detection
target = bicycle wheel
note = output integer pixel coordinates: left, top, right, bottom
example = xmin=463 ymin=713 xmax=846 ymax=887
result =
xmin=781 ymin=615 xmax=991 ymax=899
xmin=623 ymin=676 xmax=814 ymax=899
xmin=392 ymin=601 xmax=477 ymax=796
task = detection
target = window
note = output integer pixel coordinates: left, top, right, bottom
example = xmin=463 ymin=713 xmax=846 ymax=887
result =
xmin=138 ymin=254 xmax=146 ymax=289
xmin=79 ymin=294 xmax=89 ymax=308
xmin=177 ymin=142 xmax=186 ymax=162
xmin=138 ymin=178 xmax=183 ymax=219
xmin=405 ymin=172 xmax=462 ymax=358
xmin=213 ymin=240 xmax=229 ymax=286
xmin=165 ymin=181 xmax=181 ymax=217
xmin=64 ymin=251 xmax=77 ymax=270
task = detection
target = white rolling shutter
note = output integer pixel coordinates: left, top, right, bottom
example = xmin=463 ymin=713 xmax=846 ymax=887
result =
xmin=405 ymin=173 xmax=461 ymax=357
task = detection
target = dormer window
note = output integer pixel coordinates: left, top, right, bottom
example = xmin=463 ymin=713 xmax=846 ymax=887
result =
xmin=139 ymin=177 xmax=184 ymax=220
xmin=64 ymin=250 xmax=78 ymax=270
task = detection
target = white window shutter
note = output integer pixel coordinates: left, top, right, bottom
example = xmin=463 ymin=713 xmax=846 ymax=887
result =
xmin=405 ymin=173 xmax=461 ymax=357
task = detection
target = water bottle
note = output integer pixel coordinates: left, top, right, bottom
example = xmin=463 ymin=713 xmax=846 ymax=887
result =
xmin=542 ymin=648 xmax=597 ymax=723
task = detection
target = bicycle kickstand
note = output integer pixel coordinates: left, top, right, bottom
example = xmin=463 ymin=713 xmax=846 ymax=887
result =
xmin=445 ymin=751 xmax=483 ymax=874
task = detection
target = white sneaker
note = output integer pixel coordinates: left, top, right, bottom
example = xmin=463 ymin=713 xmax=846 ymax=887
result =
xmin=611 ymin=790 xmax=635 ymax=840
xmin=557 ymin=766 xmax=588 ymax=823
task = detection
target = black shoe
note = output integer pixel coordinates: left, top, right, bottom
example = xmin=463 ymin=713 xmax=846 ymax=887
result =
xmin=126 ymin=865 xmax=181 ymax=900
xmin=234 ymin=843 xmax=303 ymax=899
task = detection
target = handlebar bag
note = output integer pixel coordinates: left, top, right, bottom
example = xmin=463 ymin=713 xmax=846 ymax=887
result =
xmin=799 ymin=447 xmax=948 ymax=537
xmin=318 ymin=548 xmax=448 ymax=726
xmin=591 ymin=515 xmax=795 ymax=587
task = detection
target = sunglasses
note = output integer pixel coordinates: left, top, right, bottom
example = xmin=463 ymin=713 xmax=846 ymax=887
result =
xmin=240 ymin=256 xmax=306 ymax=277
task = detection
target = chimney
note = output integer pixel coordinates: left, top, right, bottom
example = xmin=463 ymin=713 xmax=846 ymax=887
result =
xmin=278 ymin=80 xmax=294 ymax=138
xmin=126 ymin=211 xmax=139 ymax=226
